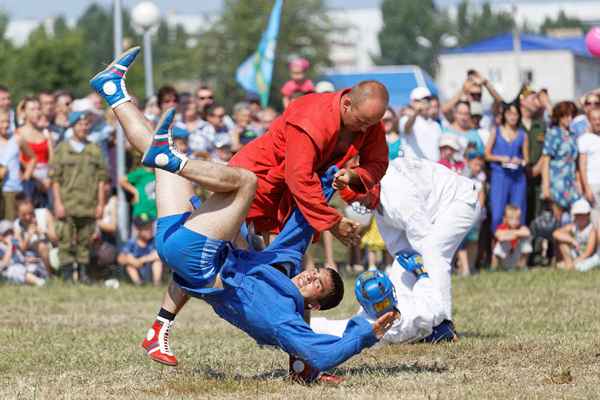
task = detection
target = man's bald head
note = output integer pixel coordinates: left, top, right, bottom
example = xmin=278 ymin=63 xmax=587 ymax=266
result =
xmin=348 ymin=80 xmax=389 ymax=107
xmin=341 ymin=80 xmax=389 ymax=133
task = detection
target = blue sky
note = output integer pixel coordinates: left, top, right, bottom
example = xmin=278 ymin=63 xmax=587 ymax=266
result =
xmin=1 ymin=0 xmax=592 ymax=21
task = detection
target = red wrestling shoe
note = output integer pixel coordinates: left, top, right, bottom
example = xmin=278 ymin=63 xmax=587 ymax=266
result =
xmin=141 ymin=317 xmax=177 ymax=366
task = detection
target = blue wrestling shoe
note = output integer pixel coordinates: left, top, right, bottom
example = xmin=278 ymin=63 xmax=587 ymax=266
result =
xmin=421 ymin=319 xmax=458 ymax=343
xmin=396 ymin=250 xmax=429 ymax=280
xmin=90 ymin=46 xmax=140 ymax=108
xmin=142 ymin=108 xmax=189 ymax=173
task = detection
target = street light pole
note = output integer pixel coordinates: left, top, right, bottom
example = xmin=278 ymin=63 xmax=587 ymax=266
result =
xmin=113 ymin=0 xmax=129 ymax=242
xmin=143 ymin=30 xmax=155 ymax=99
xmin=132 ymin=1 xmax=161 ymax=100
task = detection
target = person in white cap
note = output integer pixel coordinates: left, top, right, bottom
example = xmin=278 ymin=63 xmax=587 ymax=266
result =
xmin=438 ymin=134 xmax=464 ymax=174
xmin=399 ymin=86 xmax=442 ymax=161
xmin=553 ymin=198 xmax=600 ymax=272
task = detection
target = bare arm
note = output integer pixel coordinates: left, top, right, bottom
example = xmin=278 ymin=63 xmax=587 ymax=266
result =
xmin=579 ymin=229 xmax=597 ymax=260
xmin=441 ymin=82 xmax=468 ymax=119
xmin=553 ymin=225 xmax=577 ymax=246
xmin=52 ymin=181 xmax=66 ymax=219
xmin=119 ymin=177 xmax=139 ymax=200
xmin=484 ymin=128 xmax=508 ymax=163
xmin=18 ymin=138 xmax=37 ymax=181
xmin=541 ymin=155 xmax=551 ymax=199
xmin=521 ymin=134 xmax=530 ymax=165
xmin=45 ymin=210 xmax=58 ymax=243
xmin=482 ymin=79 xmax=503 ymax=103
xmin=403 ymin=112 xmax=418 ymax=134
xmin=579 ymin=154 xmax=595 ymax=204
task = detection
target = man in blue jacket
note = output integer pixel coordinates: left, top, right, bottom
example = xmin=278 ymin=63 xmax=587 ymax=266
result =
xmin=90 ymin=47 xmax=396 ymax=382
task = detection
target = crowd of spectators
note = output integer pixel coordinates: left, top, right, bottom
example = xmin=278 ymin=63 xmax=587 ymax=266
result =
xmin=1 ymin=61 xmax=600 ymax=287
xmin=389 ymin=70 xmax=600 ymax=275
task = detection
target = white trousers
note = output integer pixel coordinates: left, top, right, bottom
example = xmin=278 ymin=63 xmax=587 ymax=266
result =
xmin=312 ymin=198 xmax=480 ymax=343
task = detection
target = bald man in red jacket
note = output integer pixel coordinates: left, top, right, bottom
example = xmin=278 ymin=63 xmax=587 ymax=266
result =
xmin=230 ymin=80 xmax=390 ymax=245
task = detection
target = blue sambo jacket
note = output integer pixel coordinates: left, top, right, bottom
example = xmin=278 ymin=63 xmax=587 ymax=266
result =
xmin=188 ymin=167 xmax=378 ymax=371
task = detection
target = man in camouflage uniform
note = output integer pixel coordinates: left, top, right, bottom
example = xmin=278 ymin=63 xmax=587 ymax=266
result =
xmin=49 ymin=111 xmax=108 ymax=282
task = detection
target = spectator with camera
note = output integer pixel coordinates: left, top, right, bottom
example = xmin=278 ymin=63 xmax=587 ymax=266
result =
xmin=399 ymin=86 xmax=442 ymax=161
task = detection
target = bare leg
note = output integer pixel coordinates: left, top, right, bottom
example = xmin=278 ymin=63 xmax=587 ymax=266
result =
xmin=456 ymin=249 xmax=470 ymax=276
xmin=152 ymin=260 xmax=163 ymax=286
xmin=126 ymin=266 xmax=142 ymax=285
xmin=558 ymin=243 xmax=574 ymax=269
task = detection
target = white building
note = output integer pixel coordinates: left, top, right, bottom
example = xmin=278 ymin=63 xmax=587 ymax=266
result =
xmin=438 ymin=33 xmax=600 ymax=103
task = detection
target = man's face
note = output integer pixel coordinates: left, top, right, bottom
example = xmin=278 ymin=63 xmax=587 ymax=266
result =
xmin=18 ymin=203 xmax=34 ymax=225
xmin=73 ymin=117 xmax=91 ymax=140
xmin=55 ymin=95 xmax=73 ymax=115
xmin=259 ymin=109 xmax=277 ymax=131
xmin=341 ymin=96 xmax=386 ymax=133
xmin=589 ymin=110 xmax=600 ymax=134
xmin=428 ymin=98 xmax=440 ymax=119
xmin=138 ymin=224 xmax=154 ymax=241
xmin=521 ymin=93 xmax=540 ymax=114
xmin=0 ymin=90 xmax=11 ymax=111
xmin=39 ymin=93 xmax=55 ymax=118
xmin=207 ymin=106 xmax=226 ymax=129
xmin=291 ymin=268 xmax=333 ymax=309
xmin=160 ymin=94 xmax=178 ymax=112
xmin=0 ymin=114 xmax=9 ymax=137
xmin=196 ymin=89 xmax=214 ymax=111
xmin=454 ymin=104 xmax=471 ymax=130
xmin=235 ymin=108 xmax=251 ymax=127
xmin=584 ymin=94 xmax=600 ymax=115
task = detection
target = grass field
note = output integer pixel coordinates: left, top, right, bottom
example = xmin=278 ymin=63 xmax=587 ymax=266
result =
xmin=2 ymin=268 xmax=600 ymax=399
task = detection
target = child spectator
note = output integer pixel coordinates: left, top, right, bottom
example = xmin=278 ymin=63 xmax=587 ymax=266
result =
xmin=492 ymin=205 xmax=532 ymax=270
xmin=0 ymin=220 xmax=46 ymax=286
xmin=117 ymin=214 xmax=163 ymax=286
xmin=13 ymin=197 xmax=57 ymax=273
xmin=281 ymin=58 xmax=314 ymax=109
xmin=456 ymin=152 xmax=487 ymax=275
xmin=438 ymin=134 xmax=465 ymax=173
xmin=553 ymin=199 xmax=600 ymax=272
xmin=120 ymin=166 xmax=157 ymax=221
xmin=171 ymin=125 xmax=190 ymax=156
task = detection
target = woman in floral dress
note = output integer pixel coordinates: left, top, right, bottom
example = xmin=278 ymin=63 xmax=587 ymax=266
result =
xmin=542 ymin=101 xmax=580 ymax=222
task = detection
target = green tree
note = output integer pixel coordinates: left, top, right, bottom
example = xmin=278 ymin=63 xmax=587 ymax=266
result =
xmin=10 ymin=26 xmax=90 ymax=97
xmin=0 ymin=11 xmax=15 ymax=85
xmin=540 ymin=11 xmax=585 ymax=35
xmin=192 ymin=0 xmax=334 ymax=109
xmin=153 ymin=20 xmax=197 ymax=90
xmin=454 ymin=1 xmax=515 ymax=46
xmin=375 ymin=0 xmax=450 ymax=74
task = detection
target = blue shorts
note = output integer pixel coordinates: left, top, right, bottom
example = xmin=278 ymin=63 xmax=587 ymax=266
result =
xmin=155 ymin=212 xmax=228 ymax=292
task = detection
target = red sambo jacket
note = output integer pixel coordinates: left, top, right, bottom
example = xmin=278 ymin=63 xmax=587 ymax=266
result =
xmin=229 ymin=89 xmax=388 ymax=233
